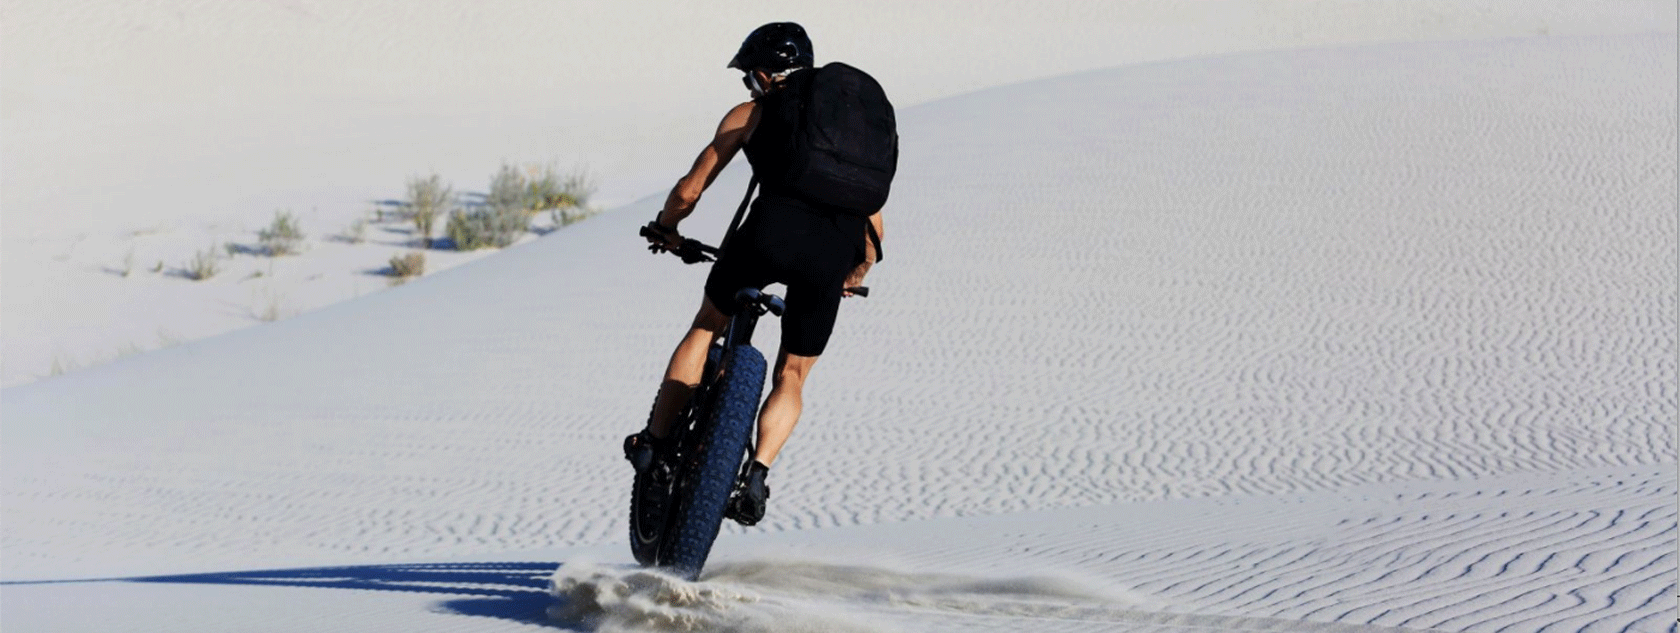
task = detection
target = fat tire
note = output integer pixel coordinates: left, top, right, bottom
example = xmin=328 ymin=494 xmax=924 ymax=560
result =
xmin=660 ymin=345 xmax=765 ymax=580
xmin=628 ymin=348 xmax=722 ymax=567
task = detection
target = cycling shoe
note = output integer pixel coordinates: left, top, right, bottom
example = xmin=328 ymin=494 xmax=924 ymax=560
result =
xmin=624 ymin=430 xmax=672 ymax=473
xmin=725 ymin=461 xmax=771 ymax=526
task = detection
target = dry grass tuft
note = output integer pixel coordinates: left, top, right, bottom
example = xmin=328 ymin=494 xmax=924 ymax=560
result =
xmin=389 ymin=251 xmax=425 ymax=279
xmin=186 ymin=245 xmax=222 ymax=281
xmin=258 ymin=210 xmax=306 ymax=256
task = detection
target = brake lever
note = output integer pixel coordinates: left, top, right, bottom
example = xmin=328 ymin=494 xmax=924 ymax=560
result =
xmin=677 ymin=239 xmax=715 ymax=264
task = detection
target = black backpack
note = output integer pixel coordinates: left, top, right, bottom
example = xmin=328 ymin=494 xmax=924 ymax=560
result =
xmin=779 ymin=62 xmax=898 ymax=215
xmin=734 ymin=62 xmax=897 ymax=259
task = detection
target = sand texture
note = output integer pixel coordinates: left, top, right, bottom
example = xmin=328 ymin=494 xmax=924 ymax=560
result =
xmin=4 ymin=0 xmax=1674 ymax=387
xmin=2 ymin=3 xmax=1676 ymax=632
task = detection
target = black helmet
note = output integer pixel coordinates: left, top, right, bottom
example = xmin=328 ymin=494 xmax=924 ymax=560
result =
xmin=727 ymin=22 xmax=813 ymax=72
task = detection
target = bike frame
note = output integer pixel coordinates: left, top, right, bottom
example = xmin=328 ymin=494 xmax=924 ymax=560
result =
xmin=678 ymin=288 xmax=781 ymax=458
xmin=633 ymin=222 xmax=862 ymax=579
xmin=720 ymin=288 xmax=785 ymax=351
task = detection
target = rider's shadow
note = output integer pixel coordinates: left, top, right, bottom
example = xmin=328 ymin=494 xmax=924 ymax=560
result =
xmin=125 ymin=562 xmax=578 ymax=629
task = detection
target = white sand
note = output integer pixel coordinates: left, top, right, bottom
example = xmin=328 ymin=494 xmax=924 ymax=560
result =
xmin=2 ymin=2 xmax=1676 ymax=632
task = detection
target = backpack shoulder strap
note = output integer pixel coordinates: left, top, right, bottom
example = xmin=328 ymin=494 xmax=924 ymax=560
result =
xmin=719 ymin=176 xmax=758 ymax=255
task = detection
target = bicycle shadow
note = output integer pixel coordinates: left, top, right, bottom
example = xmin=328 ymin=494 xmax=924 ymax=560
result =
xmin=123 ymin=562 xmax=577 ymax=629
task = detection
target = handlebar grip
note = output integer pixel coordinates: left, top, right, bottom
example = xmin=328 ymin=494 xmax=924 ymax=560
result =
xmin=641 ymin=223 xmax=718 ymax=263
xmin=845 ymin=286 xmax=869 ymax=297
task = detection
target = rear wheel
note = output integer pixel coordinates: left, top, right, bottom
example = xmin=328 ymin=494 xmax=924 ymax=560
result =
xmin=628 ymin=347 xmax=722 ymax=567
xmin=659 ymin=345 xmax=765 ymax=580
xmin=627 ymin=410 xmax=669 ymax=566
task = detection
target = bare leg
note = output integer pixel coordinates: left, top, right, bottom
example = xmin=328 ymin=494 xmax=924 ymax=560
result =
xmin=649 ymin=297 xmax=729 ymax=438
xmin=753 ymin=344 xmax=818 ymax=467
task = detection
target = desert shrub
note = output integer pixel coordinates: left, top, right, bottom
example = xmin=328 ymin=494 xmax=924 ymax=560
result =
xmin=389 ymin=251 xmax=425 ymax=278
xmin=528 ymin=166 xmax=562 ymax=210
xmin=406 ymin=174 xmax=455 ymax=248
xmin=517 ymin=164 xmax=596 ymax=231
xmin=486 ymin=162 xmax=535 ymax=214
xmin=550 ymin=204 xmax=598 ymax=228
xmin=187 ymin=244 xmax=221 ymax=280
xmin=447 ymin=207 xmax=528 ymax=250
xmin=535 ymin=165 xmax=599 ymax=228
xmin=258 ymin=210 xmax=306 ymax=256
xmin=529 ymin=164 xmax=596 ymax=210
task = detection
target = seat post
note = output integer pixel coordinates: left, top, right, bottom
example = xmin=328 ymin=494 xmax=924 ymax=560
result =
xmin=723 ymin=288 xmax=768 ymax=349
xmin=723 ymin=310 xmax=760 ymax=349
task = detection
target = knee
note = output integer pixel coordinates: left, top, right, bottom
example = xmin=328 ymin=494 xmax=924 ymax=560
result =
xmin=773 ymin=366 xmax=805 ymax=390
xmin=691 ymin=297 xmax=729 ymax=332
xmin=771 ymin=356 xmax=816 ymax=390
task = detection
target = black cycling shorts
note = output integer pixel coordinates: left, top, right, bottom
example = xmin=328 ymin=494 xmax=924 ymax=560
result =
xmin=705 ymin=195 xmax=864 ymax=357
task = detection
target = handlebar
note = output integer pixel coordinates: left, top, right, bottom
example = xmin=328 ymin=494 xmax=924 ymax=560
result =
xmin=640 ymin=224 xmax=720 ymax=264
xmin=641 ymin=222 xmax=867 ymax=297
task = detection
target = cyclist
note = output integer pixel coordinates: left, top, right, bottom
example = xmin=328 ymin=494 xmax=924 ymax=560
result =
xmin=628 ymin=22 xmax=884 ymax=526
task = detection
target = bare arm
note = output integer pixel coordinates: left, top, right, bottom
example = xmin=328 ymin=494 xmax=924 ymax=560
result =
xmin=654 ymin=101 xmax=758 ymax=231
xmin=867 ymin=211 xmax=884 ymax=260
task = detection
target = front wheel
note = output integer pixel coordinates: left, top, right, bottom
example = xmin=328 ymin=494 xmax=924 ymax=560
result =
xmin=659 ymin=345 xmax=766 ymax=580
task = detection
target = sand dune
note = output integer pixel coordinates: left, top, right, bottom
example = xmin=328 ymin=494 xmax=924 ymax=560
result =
xmin=1 ymin=7 xmax=1675 ymax=633
xmin=4 ymin=0 xmax=1674 ymax=386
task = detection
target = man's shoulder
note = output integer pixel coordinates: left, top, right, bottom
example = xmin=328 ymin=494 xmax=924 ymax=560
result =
xmin=718 ymin=101 xmax=759 ymax=135
xmin=726 ymin=100 xmax=758 ymax=119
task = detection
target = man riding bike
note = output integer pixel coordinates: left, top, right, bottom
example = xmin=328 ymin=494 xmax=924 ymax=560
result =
xmin=628 ymin=22 xmax=886 ymax=526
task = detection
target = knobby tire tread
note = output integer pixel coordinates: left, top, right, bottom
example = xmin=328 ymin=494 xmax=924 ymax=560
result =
xmin=662 ymin=345 xmax=765 ymax=580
